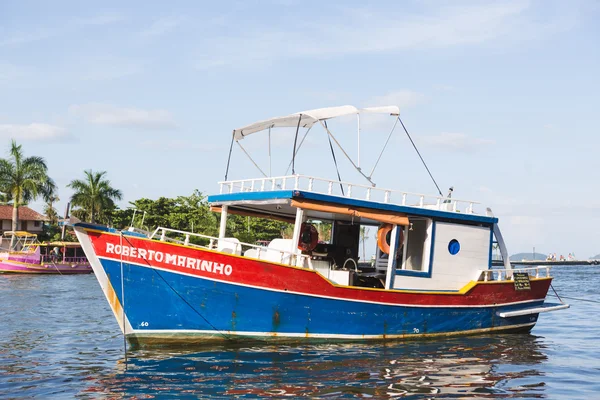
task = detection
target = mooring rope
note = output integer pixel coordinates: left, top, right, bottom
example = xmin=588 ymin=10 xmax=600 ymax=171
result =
xmin=120 ymin=234 xmax=233 ymax=341
xmin=550 ymin=284 xmax=600 ymax=304
xmin=119 ymin=232 xmax=127 ymax=371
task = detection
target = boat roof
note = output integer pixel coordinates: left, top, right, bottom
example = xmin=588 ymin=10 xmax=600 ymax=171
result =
xmin=208 ymin=190 xmax=497 ymax=226
xmin=224 ymin=105 xmax=494 ymax=227
xmin=2 ymin=231 xmax=37 ymax=238
xmin=233 ymin=105 xmax=400 ymax=141
xmin=34 ymin=241 xmax=82 ymax=248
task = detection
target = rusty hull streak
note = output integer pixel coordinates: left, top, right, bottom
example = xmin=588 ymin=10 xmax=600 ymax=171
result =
xmin=231 ymin=311 xmax=237 ymax=331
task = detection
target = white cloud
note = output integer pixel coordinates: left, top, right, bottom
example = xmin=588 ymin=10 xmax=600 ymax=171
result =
xmin=371 ymin=90 xmax=426 ymax=109
xmin=140 ymin=139 xmax=217 ymax=151
xmin=0 ymin=123 xmax=68 ymax=141
xmin=0 ymin=63 xmax=27 ymax=85
xmin=420 ymin=132 xmax=495 ymax=152
xmin=69 ymin=104 xmax=177 ymax=130
xmin=0 ymin=31 xmax=50 ymax=47
xmin=140 ymin=16 xmax=184 ymax=38
xmin=75 ymin=13 xmax=124 ymax=26
xmin=79 ymin=60 xmax=141 ymax=81
xmin=195 ymin=1 xmax=575 ymax=68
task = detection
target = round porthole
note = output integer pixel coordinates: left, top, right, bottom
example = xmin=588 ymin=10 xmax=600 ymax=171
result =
xmin=448 ymin=239 xmax=460 ymax=255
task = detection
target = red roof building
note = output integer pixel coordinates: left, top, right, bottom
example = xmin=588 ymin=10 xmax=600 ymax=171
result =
xmin=0 ymin=205 xmax=48 ymax=234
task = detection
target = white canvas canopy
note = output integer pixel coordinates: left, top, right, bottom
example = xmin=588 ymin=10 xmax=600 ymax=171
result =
xmin=233 ymin=105 xmax=400 ymax=141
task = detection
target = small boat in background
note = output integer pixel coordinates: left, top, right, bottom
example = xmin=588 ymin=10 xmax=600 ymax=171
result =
xmin=0 ymin=231 xmax=91 ymax=274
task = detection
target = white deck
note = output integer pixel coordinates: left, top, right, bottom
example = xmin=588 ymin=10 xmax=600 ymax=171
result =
xmin=219 ymin=174 xmax=482 ymax=215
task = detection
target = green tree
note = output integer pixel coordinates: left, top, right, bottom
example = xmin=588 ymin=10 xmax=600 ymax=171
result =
xmin=0 ymin=140 xmax=56 ymax=249
xmin=68 ymin=170 xmax=122 ymax=224
xmin=110 ymin=190 xmax=219 ymax=239
xmin=360 ymin=226 xmax=370 ymax=260
xmin=43 ymin=193 xmax=60 ymax=225
xmin=226 ymin=214 xmax=290 ymax=244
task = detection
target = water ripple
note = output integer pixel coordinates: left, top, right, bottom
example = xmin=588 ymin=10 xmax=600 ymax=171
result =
xmin=1 ymin=267 xmax=599 ymax=398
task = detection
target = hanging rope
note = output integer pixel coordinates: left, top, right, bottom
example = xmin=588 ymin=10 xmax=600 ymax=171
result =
xmin=237 ymin=142 xmax=268 ymax=178
xmin=325 ymin=121 xmax=344 ymax=196
xmin=119 ymin=232 xmax=127 ymax=370
xmin=399 ymin=117 xmax=443 ymax=196
xmin=550 ymin=283 xmax=564 ymax=303
xmin=120 ymin=234 xmax=233 ymax=341
xmin=556 ymin=295 xmax=600 ymax=304
xmin=550 ymin=283 xmax=600 ymax=304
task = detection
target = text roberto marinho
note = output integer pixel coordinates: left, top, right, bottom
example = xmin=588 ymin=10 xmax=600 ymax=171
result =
xmin=104 ymin=243 xmax=233 ymax=276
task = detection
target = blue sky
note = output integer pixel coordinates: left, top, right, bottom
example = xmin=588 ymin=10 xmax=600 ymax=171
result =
xmin=1 ymin=0 xmax=599 ymax=257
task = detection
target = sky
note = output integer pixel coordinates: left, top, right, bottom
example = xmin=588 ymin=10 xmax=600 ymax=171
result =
xmin=1 ymin=0 xmax=599 ymax=257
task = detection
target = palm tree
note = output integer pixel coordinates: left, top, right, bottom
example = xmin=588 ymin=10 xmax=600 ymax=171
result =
xmin=44 ymin=193 xmax=60 ymax=225
xmin=68 ymin=170 xmax=122 ymax=223
xmin=360 ymin=226 xmax=370 ymax=261
xmin=0 ymin=140 xmax=56 ymax=248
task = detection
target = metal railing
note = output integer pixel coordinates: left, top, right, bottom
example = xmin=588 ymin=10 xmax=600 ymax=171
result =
xmin=148 ymin=226 xmax=308 ymax=267
xmin=479 ymin=266 xmax=551 ymax=282
xmin=218 ymin=174 xmax=480 ymax=214
xmin=41 ymin=255 xmax=89 ymax=264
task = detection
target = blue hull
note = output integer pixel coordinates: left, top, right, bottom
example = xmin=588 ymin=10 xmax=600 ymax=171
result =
xmin=101 ymin=259 xmax=541 ymax=344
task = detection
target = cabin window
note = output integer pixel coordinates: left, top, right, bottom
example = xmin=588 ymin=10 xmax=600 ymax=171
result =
xmin=448 ymin=239 xmax=460 ymax=255
xmin=34 ymin=221 xmax=41 ymax=227
xmin=402 ymin=219 xmax=432 ymax=272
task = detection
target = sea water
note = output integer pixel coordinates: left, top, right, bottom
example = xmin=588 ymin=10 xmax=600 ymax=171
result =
xmin=0 ymin=266 xmax=598 ymax=399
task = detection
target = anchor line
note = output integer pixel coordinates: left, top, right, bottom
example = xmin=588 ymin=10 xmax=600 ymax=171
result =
xmin=550 ymin=284 xmax=600 ymax=304
xmin=555 ymin=295 xmax=600 ymax=304
xmin=120 ymin=232 xmax=127 ymax=371
xmin=50 ymin=261 xmax=63 ymax=276
xmin=550 ymin=284 xmax=564 ymax=304
xmin=119 ymin=234 xmax=233 ymax=342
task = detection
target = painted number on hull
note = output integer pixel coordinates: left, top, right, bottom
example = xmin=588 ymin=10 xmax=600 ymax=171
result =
xmin=413 ymin=328 xmax=420 ymax=334
xmin=140 ymin=322 xmax=149 ymax=327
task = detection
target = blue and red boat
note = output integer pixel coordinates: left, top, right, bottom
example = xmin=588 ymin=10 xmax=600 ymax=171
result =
xmin=73 ymin=105 xmax=568 ymax=346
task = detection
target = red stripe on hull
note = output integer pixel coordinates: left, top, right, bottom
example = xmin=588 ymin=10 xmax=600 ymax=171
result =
xmin=88 ymin=231 xmax=551 ymax=306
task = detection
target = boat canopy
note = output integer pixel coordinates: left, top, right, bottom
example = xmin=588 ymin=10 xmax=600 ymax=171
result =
xmin=34 ymin=241 xmax=82 ymax=248
xmin=233 ymin=105 xmax=400 ymax=141
xmin=2 ymin=231 xmax=37 ymax=238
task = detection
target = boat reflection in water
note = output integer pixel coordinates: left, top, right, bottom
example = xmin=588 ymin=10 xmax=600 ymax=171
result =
xmin=81 ymin=334 xmax=549 ymax=398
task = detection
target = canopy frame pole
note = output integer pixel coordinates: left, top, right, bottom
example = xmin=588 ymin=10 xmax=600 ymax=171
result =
xmin=357 ymin=113 xmax=361 ymax=169
xmin=284 ymin=126 xmax=313 ymax=175
xmin=219 ymin=205 xmax=228 ymax=239
xmin=236 ymin=142 xmax=268 ymax=178
xmin=318 ymin=120 xmax=376 ymax=187
xmin=291 ymin=115 xmax=302 ymax=175
xmin=385 ymin=225 xmax=400 ymax=290
xmin=268 ymin=126 xmax=272 ymax=177
xmin=224 ymin=132 xmax=235 ymax=180
xmin=369 ymin=116 xmax=400 ymax=178
xmin=324 ymin=120 xmax=344 ymax=196
xmin=400 ymin=117 xmax=443 ymax=196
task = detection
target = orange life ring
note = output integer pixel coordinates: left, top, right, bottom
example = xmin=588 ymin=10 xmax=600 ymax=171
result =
xmin=298 ymin=223 xmax=319 ymax=252
xmin=377 ymin=224 xmax=404 ymax=254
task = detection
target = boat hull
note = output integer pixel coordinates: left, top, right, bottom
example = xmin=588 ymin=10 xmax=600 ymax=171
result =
xmin=0 ymin=260 xmax=92 ymax=274
xmin=75 ymin=225 xmax=553 ymax=345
